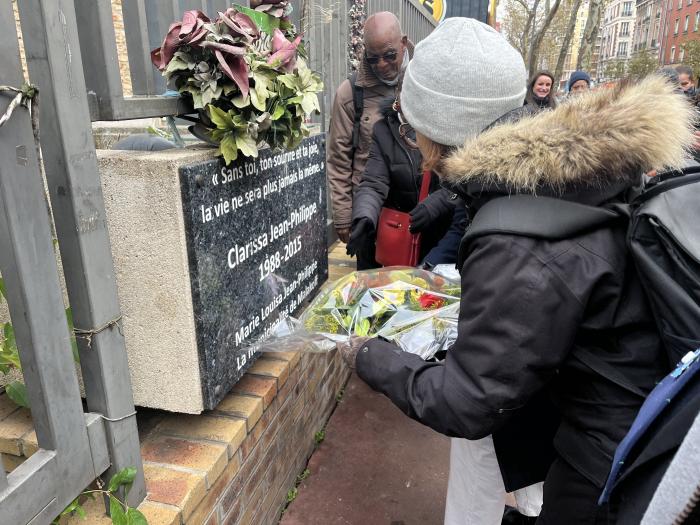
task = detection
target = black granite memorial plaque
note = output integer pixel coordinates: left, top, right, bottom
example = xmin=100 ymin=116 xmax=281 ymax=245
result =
xmin=179 ymin=134 xmax=328 ymax=409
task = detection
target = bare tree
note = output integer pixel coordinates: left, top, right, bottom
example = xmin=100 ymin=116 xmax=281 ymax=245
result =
xmin=577 ymin=0 xmax=604 ymax=70
xmin=554 ymin=0 xmax=584 ymax=85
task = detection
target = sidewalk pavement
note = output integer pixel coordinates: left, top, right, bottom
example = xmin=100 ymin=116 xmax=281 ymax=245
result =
xmin=279 ymin=374 xmax=450 ymax=525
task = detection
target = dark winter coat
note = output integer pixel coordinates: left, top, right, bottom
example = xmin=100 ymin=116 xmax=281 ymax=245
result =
xmin=351 ymin=98 xmax=455 ymax=259
xmin=356 ymin=77 xmax=696 ymax=491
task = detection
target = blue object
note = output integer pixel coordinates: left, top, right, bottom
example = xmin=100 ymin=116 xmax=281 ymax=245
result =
xmin=598 ymin=348 xmax=700 ymax=504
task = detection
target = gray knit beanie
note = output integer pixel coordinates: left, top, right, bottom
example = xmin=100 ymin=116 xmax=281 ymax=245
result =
xmin=400 ymin=18 xmax=527 ymax=147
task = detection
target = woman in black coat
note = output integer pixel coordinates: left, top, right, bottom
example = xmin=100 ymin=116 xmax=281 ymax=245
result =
xmin=340 ymin=35 xmax=695 ymax=525
xmin=346 ymin=97 xmax=456 ymax=269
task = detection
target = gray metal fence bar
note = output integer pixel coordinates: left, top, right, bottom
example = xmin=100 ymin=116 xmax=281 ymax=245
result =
xmin=121 ymin=0 xmax=156 ymax=95
xmin=16 ymin=0 xmax=146 ymax=508
xmin=74 ymin=0 xmax=126 ymax=121
xmin=0 ymin=3 xmax=99 ymax=522
xmin=0 ymin=455 xmax=7 ymax=490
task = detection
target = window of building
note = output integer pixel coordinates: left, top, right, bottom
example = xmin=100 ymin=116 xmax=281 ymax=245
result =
xmin=675 ymin=18 xmax=680 ymax=34
xmin=618 ymin=41 xmax=628 ymax=56
xmin=622 ymin=1 xmax=633 ymax=16
xmin=671 ymin=46 xmax=676 ymax=62
xmin=621 ymin=21 xmax=630 ymax=35
xmin=689 ymin=0 xmax=693 ymax=5
xmin=695 ymin=11 xmax=700 ymax=30
xmin=680 ymin=47 xmax=686 ymax=61
xmin=684 ymin=14 xmax=690 ymax=31
xmin=678 ymin=0 xmax=683 ymax=9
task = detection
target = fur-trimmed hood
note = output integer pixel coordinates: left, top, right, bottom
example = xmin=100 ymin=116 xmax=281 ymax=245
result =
xmin=442 ymin=76 xmax=697 ymax=193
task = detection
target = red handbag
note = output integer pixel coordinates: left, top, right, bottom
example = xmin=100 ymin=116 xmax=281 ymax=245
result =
xmin=375 ymin=170 xmax=432 ymax=267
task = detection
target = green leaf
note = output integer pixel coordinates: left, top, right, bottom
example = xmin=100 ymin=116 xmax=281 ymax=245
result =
xmin=300 ymin=93 xmax=320 ymax=115
xmin=231 ymin=94 xmax=251 ymax=109
xmin=108 ymin=467 xmax=137 ymax=493
xmin=277 ymin=75 xmax=299 ymax=91
xmin=59 ymin=497 xmax=81 ymax=517
xmin=66 ymin=308 xmax=79 ymax=363
xmin=220 ymin=134 xmax=238 ymax=165
xmin=271 ymin=104 xmax=286 ymax=120
xmin=208 ymin=105 xmax=234 ymax=130
xmin=6 ymin=381 xmax=29 ymax=408
xmin=126 ymin=508 xmax=148 ymax=525
xmin=3 ymin=322 xmax=16 ymax=353
xmin=0 ymin=277 xmax=5 ymax=301
xmin=250 ymin=88 xmax=267 ymax=112
xmin=109 ymin=496 xmax=127 ymax=525
xmin=75 ymin=505 xmax=86 ymax=519
xmin=235 ymin=133 xmax=259 ymax=158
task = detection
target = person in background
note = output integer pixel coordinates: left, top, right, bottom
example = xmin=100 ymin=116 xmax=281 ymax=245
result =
xmin=566 ymin=70 xmax=591 ymax=96
xmin=339 ymin=16 xmax=694 ymax=525
xmin=326 ymin=12 xmax=412 ymax=268
xmin=676 ymin=64 xmax=696 ymax=97
xmin=524 ymin=71 xmax=557 ymax=111
xmin=346 ymin=93 xmax=455 ymax=268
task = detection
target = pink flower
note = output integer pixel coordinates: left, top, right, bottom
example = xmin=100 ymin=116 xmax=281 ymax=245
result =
xmin=151 ymin=10 xmax=210 ymax=70
xmin=267 ymin=29 xmax=301 ymax=72
xmin=219 ymin=8 xmax=259 ymax=41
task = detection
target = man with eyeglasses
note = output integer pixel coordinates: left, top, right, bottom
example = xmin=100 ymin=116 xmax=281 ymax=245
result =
xmin=327 ymin=11 xmax=412 ymax=269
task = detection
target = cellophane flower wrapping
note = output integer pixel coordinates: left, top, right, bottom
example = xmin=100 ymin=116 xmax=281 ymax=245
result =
xmin=267 ymin=268 xmax=461 ymax=360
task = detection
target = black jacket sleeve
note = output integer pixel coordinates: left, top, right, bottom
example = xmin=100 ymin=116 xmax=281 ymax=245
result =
xmin=417 ymin=187 xmax=458 ymax=224
xmin=356 ymin=234 xmax=587 ymax=439
xmin=422 ymin=199 xmax=469 ymax=266
xmin=351 ymin=129 xmax=390 ymax=228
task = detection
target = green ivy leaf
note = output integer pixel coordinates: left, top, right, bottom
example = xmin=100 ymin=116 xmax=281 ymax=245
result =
xmin=126 ymin=508 xmax=148 ymax=525
xmin=208 ymin=105 xmax=234 ymax=130
xmin=6 ymin=381 xmax=29 ymax=408
xmin=108 ymin=467 xmax=137 ymax=493
xmin=3 ymin=322 xmax=15 ymax=350
xmin=235 ymin=133 xmax=259 ymax=158
xmin=109 ymin=496 xmax=127 ymax=525
xmin=220 ymin=134 xmax=238 ymax=165
xmin=0 ymin=277 xmax=5 ymax=301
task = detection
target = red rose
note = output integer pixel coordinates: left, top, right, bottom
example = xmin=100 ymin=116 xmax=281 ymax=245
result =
xmin=418 ymin=293 xmax=444 ymax=309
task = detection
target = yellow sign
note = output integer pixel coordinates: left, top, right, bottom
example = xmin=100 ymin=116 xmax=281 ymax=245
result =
xmin=418 ymin=0 xmax=446 ymax=23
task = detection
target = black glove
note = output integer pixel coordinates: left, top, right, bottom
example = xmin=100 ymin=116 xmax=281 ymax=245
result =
xmin=346 ymin=218 xmax=373 ymax=256
xmin=409 ymin=203 xmax=431 ymax=233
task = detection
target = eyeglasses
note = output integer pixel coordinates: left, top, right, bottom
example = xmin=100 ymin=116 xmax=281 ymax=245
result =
xmin=365 ymin=51 xmax=398 ymax=65
xmin=397 ymin=110 xmax=418 ymax=150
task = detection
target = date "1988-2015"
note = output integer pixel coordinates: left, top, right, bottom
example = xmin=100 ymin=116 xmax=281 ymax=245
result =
xmin=258 ymin=236 xmax=302 ymax=281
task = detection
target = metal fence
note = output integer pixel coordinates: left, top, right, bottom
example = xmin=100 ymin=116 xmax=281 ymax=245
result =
xmin=0 ymin=2 xmax=144 ymax=523
xmin=0 ymin=1 xmax=435 ymax=523
xmin=76 ymin=0 xmax=436 ymax=125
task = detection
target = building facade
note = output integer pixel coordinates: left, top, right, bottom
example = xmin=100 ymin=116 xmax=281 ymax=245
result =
xmin=632 ymin=0 xmax=663 ymax=58
xmin=598 ymin=0 xmax=637 ymax=80
xmin=658 ymin=0 xmax=700 ymax=64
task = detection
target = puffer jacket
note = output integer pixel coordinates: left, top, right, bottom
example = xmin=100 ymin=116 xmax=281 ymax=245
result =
xmin=351 ymin=98 xmax=455 ymax=259
xmin=356 ymin=77 xmax=696 ymax=490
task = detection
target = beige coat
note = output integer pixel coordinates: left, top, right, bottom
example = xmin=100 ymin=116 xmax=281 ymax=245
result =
xmin=326 ymin=52 xmax=408 ymax=229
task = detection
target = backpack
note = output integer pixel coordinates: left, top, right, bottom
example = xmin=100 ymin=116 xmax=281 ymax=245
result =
xmin=348 ymin=71 xmax=364 ymax=160
xmin=458 ymin=165 xmax=700 ymax=368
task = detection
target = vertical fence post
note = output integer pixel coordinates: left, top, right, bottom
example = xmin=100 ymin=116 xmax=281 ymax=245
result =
xmin=16 ymin=0 xmax=145 ymax=507
xmin=121 ymin=0 xmax=155 ymax=95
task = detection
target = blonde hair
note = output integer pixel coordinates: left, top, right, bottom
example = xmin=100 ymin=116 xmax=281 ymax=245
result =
xmin=416 ymin=132 xmax=449 ymax=172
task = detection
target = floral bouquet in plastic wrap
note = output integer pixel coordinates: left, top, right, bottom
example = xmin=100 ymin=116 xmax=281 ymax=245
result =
xmin=269 ymin=268 xmax=461 ymax=360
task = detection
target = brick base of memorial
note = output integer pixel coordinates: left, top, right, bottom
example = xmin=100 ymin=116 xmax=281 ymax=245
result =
xmin=1 ymin=355 xmax=350 ymax=525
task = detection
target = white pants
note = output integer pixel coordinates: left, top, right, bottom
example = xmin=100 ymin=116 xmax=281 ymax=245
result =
xmin=444 ymin=436 xmax=543 ymax=525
